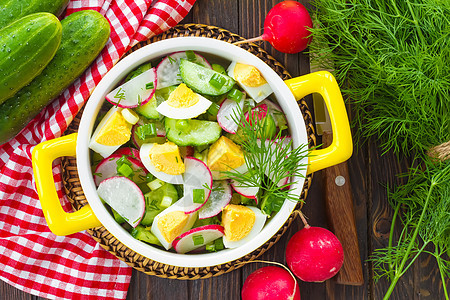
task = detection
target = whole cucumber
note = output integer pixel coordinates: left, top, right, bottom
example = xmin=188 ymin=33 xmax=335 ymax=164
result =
xmin=0 ymin=13 xmax=62 ymax=104
xmin=0 ymin=10 xmax=110 ymax=145
xmin=0 ymin=0 xmax=69 ymax=29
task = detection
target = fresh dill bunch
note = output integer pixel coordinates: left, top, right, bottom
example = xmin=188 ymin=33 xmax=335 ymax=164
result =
xmin=309 ymin=0 xmax=450 ymax=156
xmin=370 ymin=159 xmax=450 ymax=299
xmin=224 ymin=105 xmax=310 ymax=210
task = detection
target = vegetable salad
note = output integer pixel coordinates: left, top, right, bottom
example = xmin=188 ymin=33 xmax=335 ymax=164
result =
xmin=89 ymin=50 xmax=305 ymax=254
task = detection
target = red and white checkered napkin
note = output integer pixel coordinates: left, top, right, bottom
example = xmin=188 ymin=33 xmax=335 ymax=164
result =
xmin=0 ymin=0 xmax=195 ymax=299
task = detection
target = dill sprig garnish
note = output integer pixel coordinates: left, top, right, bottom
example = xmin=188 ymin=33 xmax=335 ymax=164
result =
xmin=224 ymin=105 xmax=310 ymax=209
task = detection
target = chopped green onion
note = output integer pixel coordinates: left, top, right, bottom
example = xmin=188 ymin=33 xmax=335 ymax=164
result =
xmin=227 ymin=88 xmax=243 ymax=102
xmin=214 ymin=238 xmax=224 ymax=251
xmin=160 ymin=195 xmax=173 ymax=208
xmin=147 ymin=178 xmax=165 ymax=191
xmin=146 ymin=82 xmax=154 ymax=90
xmin=205 ymin=243 xmax=216 ymax=252
xmin=136 ymin=123 xmax=157 ymax=140
xmin=207 ymin=103 xmax=220 ymax=116
xmin=211 ymin=63 xmax=227 ymax=75
xmin=209 ymin=73 xmax=226 ymax=89
xmin=117 ymin=155 xmax=132 ymax=168
xmin=117 ymin=163 xmax=133 ymax=177
xmin=193 ymin=188 xmax=205 ymax=204
xmin=121 ymin=108 xmax=139 ymax=124
xmin=192 ymin=234 xmax=204 ymax=246
xmin=185 ymin=50 xmax=196 ymax=62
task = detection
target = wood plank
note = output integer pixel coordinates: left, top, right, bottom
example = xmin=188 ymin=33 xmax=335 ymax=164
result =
xmin=126 ymin=270 xmax=188 ymax=300
xmin=0 ymin=281 xmax=36 ymax=300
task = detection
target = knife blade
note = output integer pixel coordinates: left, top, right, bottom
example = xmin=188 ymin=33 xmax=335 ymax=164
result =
xmin=312 ymin=77 xmax=364 ymax=286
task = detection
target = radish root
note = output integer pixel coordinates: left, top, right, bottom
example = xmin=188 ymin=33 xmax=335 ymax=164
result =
xmin=233 ymin=36 xmax=264 ymax=45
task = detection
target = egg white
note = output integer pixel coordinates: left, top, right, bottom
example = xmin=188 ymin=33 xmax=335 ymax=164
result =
xmin=139 ymin=143 xmax=184 ymax=185
xmin=156 ymin=93 xmax=212 ymax=119
xmin=150 ymin=197 xmax=198 ymax=250
xmin=227 ymin=61 xmax=273 ymax=103
xmin=222 ymin=206 xmax=267 ymax=249
xmin=89 ymin=106 xmax=128 ymax=158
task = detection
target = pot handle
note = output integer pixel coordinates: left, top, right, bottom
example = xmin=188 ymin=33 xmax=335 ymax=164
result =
xmin=284 ymin=71 xmax=352 ymax=174
xmin=32 ymin=133 xmax=102 ymax=236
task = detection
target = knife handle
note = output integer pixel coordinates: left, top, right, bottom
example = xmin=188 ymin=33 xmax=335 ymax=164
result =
xmin=322 ymin=131 xmax=364 ymax=286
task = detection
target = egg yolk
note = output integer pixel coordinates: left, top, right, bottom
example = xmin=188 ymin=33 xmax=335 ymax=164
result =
xmin=222 ymin=204 xmax=256 ymax=241
xmin=95 ymin=111 xmax=132 ymax=146
xmin=166 ymin=83 xmax=199 ymax=108
xmin=149 ymin=141 xmax=185 ymax=175
xmin=234 ymin=63 xmax=267 ymax=87
xmin=157 ymin=211 xmax=189 ymax=243
xmin=207 ymin=136 xmax=245 ymax=172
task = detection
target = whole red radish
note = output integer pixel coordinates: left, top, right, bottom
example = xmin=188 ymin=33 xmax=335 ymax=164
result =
xmin=234 ymin=1 xmax=313 ymax=54
xmin=286 ymin=220 xmax=344 ymax=282
xmin=242 ymin=266 xmax=300 ymax=300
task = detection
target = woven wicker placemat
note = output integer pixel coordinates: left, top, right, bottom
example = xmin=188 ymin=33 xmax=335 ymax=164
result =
xmin=61 ymin=24 xmax=316 ymax=280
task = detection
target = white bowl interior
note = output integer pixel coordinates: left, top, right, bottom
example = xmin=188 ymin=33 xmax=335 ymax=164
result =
xmin=77 ymin=37 xmax=308 ymax=268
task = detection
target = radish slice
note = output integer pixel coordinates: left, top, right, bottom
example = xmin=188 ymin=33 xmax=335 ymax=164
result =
xmin=114 ymin=147 xmax=140 ymax=159
xmin=140 ymin=143 xmax=184 ymax=184
xmin=156 ymin=51 xmax=211 ymax=90
xmin=94 ymin=154 xmax=146 ymax=186
xmin=244 ymin=103 xmax=268 ymax=125
xmin=172 ymin=224 xmax=225 ymax=254
xmin=217 ymin=97 xmax=245 ymax=134
xmin=198 ymin=180 xmax=232 ymax=219
xmin=97 ymin=176 xmax=145 ymax=227
xmin=183 ymin=157 xmax=213 ymax=214
xmin=231 ymin=175 xmax=260 ymax=203
xmin=105 ymin=67 xmax=157 ymax=108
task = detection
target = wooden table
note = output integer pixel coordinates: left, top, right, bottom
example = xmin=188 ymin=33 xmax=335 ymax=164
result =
xmin=1 ymin=1 xmax=446 ymax=299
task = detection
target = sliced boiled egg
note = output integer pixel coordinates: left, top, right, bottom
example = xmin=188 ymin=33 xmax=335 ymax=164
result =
xmin=156 ymin=83 xmax=212 ymax=119
xmin=227 ymin=62 xmax=273 ymax=103
xmin=151 ymin=198 xmax=198 ymax=250
xmin=221 ymin=204 xmax=267 ymax=249
xmin=89 ymin=106 xmax=133 ymax=158
xmin=207 ymin=136 xmax=248 ymax=180
xmin=140 ymin=141 xmax=184 ymax=184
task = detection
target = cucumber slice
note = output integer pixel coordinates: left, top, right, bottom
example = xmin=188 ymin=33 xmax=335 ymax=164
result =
xmin=125 ymin=62 xmax=152 ymax=82
xmin=165 ymin=118 xmax=222 ymax=146
xmin=135 ymin=86 xmax=178 ymax=120
xmin=135 ymin=95 xmax=159 ymax=119
xmin=131 ymin=225 xmax=162 ymax=245
xmin=180 ymin=59 xmax=235 ymax=96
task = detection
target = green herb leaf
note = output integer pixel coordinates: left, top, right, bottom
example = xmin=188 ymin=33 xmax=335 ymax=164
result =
xmin=224 ymin=105 xmax=310 ymax=206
